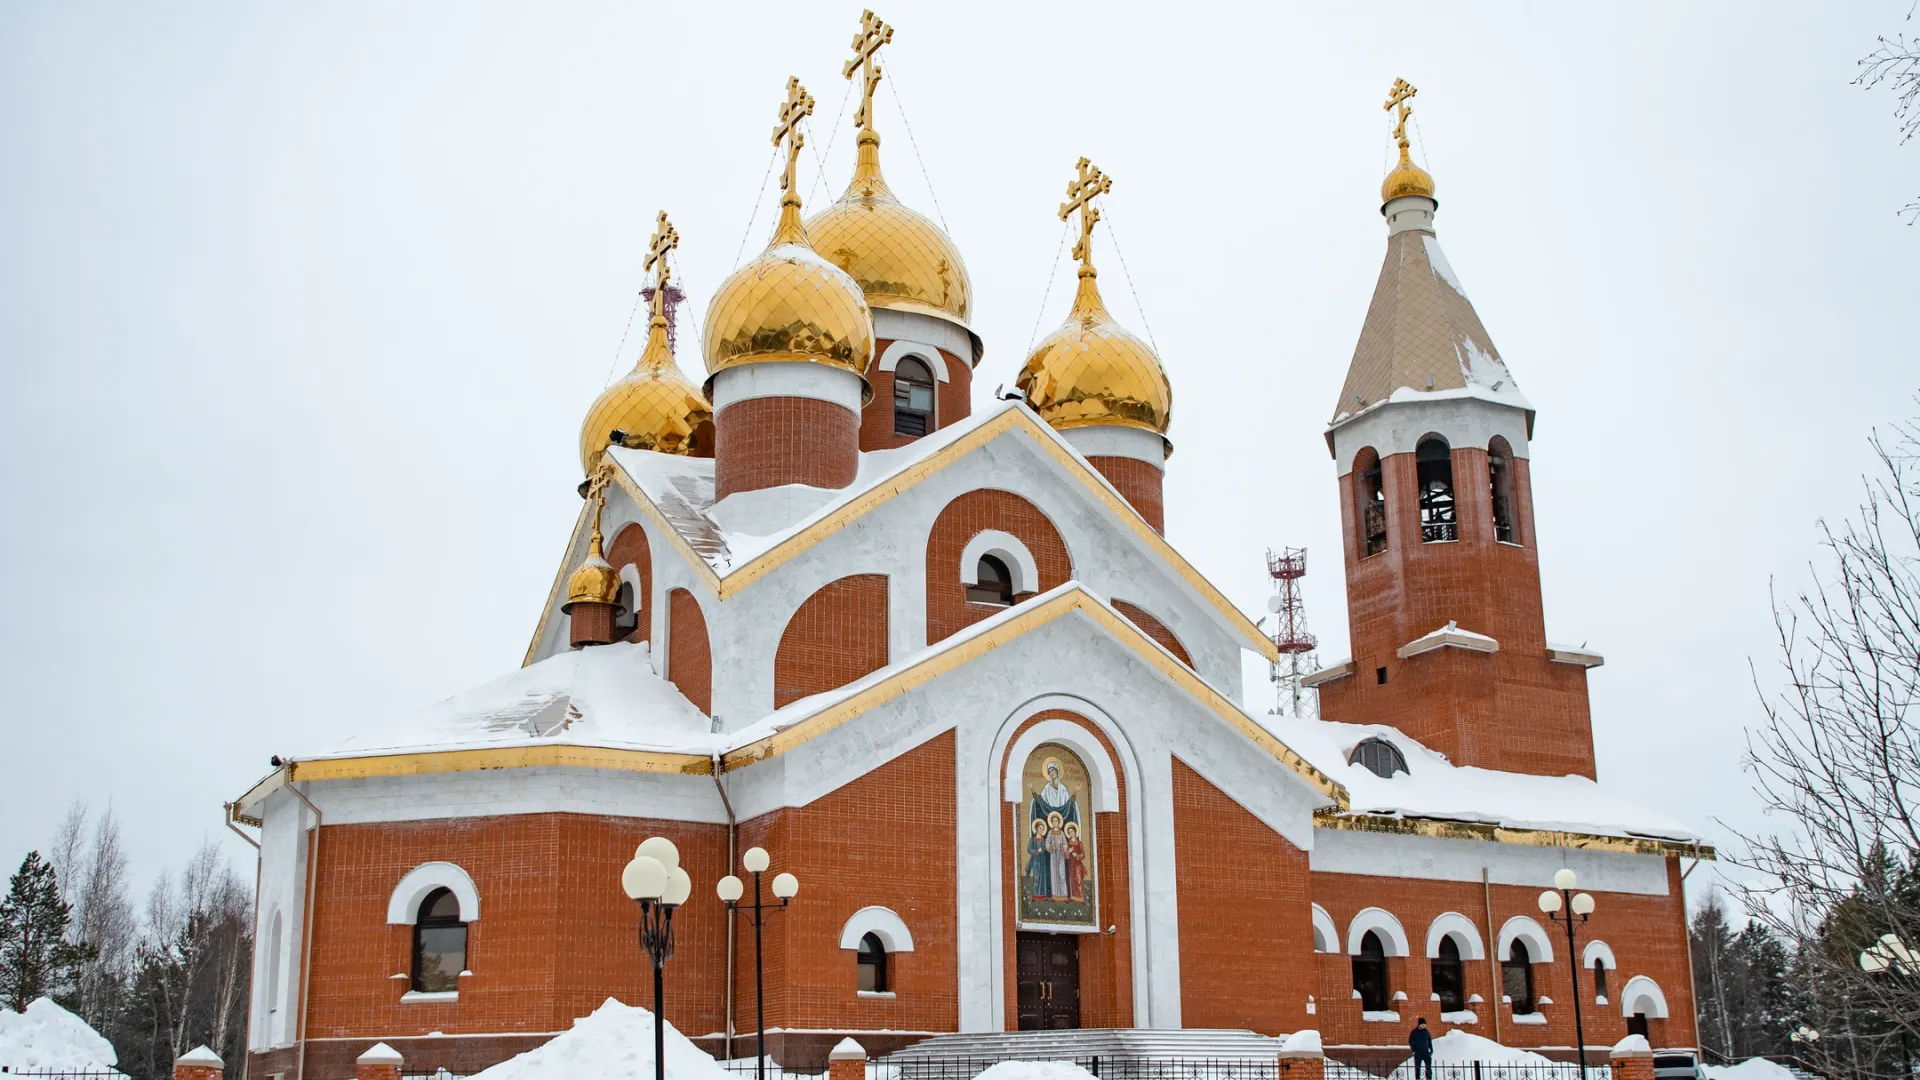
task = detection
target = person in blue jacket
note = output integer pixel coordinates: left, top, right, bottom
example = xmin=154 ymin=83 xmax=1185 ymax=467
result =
xmin=1409 ymin=1017 xmax=1434 ymax=1080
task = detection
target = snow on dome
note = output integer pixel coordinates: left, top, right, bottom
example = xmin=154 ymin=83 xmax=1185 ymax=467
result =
xmin=468 ymin=998 xmax=728 ymax=1080
xmin=0 ymin=997 xmax=121 ymax=1073
xmin=973 ymin=1062 xmax=1101 ymax=1080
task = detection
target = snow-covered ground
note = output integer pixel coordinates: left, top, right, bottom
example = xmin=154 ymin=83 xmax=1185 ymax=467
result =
xmin=1381 ymin=1031 xmax=1563 ymax=1080
xmin=1703 ymin=1061 xmax=1797 ymax=1080
xmin=972 ymin=1064 xmax=1099 ymax=1080
xmin=469 ymin=999 xmax=729 ymax=1080
xmin=0 ymin=998 xmax=122 ymax=1073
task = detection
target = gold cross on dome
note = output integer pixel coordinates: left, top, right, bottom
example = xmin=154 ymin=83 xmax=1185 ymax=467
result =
xmin=843 ymin=9 xmax=894 ymax=134
xmin=1384 ymin=78 xmax=1418 ymax=160
xmin=772 ymin=76 xmax=816 ymax=202
xmin=1058 ymin=157 xmax=1113 ymax=271
xmin=645 ymin=210 xmax=679 ymax=317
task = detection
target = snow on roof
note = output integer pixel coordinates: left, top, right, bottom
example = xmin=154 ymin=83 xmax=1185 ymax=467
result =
xmin=1398 ymin=621 xmax=1498 ymax=658
xmin=1257 ymin=712 xmax=1706 ymax=844
xmin=469 ymin=998 xmax=729 ymax=1080
xmin=319 ymin=641 xmax=720 ymax=759
xmin=175 ymin=1046 xmax=223 ymax=1067
xmin=0 ymin=998 xmax=120 ymax=1073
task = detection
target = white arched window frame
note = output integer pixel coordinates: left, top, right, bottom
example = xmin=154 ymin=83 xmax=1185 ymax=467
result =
xmin=1346 ymin=907 xmax=1412 ymax=957
xmin=960 ymin=531 xmax=1039 ymax=597
xmin=1496 ymin=915 xmax=1555 ymax=962
xmin=387 ymin=862 xmax=480 ymax=924
xmin=1425 ymin=912 xmax=1487 ymax=960
xmin=1619 ymin=975 xmax=1669 ymax=1019
xmin=1311 ymin=905 xmax=1339 ymax=954
xmin=839 ymin=906 xmax=916 ymax=952
xmin=265 ymin=909 xmax=284 ymax=1013
xmin=1000 ymin=720 xmax=1121 ymax=812
xmin=877 ymin=341 xmax=952 ymax=382
xmin=1583 ymin=940 xmax=1617 ymax=971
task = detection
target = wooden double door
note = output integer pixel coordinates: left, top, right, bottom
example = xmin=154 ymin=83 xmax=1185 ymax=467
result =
xmin=1015 ymin=932 xmax=1081 ymax=1030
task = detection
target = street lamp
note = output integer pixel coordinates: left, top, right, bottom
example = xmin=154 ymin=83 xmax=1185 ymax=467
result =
xmin=1539 ymin=868 xmax=1597 ymax=1080
xmin=1860 ymin=934 xmax=1913 ymax=1079
xmin=717 ymin=846 xmax=800 ymax=1080
xmin=623 ymin=836 xmax=693 ymax=1080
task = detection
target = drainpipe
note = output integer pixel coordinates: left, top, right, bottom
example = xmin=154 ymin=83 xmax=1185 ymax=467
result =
xmin=1482 ymin=867 xmax=1501 ymax=1045
xmin=224 ymin=804 xmax=262 ymax=1080
xmin=712 ymin=753 xmax=737 ymax=1060
xmin=289 ymin=781 xmax=322 ymax=1080
xmin=1680 ymin=857 xmax=1701 ymax=1050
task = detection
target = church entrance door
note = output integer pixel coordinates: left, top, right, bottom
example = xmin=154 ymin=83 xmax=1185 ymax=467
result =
xmin=1015 ymin=932 xmax=1080 ymax=1030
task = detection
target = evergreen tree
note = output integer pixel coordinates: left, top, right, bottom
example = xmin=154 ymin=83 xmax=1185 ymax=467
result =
xmin=0 ymin=851 xmax=90 ymax=1011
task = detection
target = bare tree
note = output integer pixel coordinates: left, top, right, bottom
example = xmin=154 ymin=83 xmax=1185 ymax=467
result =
xmin=1731 ymin=412 xmax=1920 ymax=1059
xmin=1856 ymin=7 xmax=1920 ymax=222
xmin=51 ymin=803 xmax=137 ymax=1033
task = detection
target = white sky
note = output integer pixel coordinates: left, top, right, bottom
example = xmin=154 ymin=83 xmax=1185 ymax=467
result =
xmin=1 ymin=1 xmax=1914 ymax=906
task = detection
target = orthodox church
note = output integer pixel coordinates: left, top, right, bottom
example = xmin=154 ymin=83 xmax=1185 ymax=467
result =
xmin=229 ymin=16 xmax=1709 ymax=1079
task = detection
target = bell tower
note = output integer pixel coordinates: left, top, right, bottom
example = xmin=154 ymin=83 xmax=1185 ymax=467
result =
xmin=1311 ymin=82 xmax=1601 ymax=779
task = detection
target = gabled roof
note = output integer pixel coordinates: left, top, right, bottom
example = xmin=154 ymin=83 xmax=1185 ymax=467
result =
xmin=524 ymin=401 xmax=1278 ymax=665
xmin=1329 ymin=225 xmax=1533 ymax=436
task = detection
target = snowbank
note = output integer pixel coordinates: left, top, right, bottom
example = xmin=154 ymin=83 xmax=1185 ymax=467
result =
xmin=468 ymin=999 xmax=728 ymax=1080
xmin=1388 ymin=1032 xmax=1553 ymax=1080
xmin=0 ymin=997 xmax=121 ymax=1072
xmin=973 ymin=1063 xmax=1100 ymax=1080
xmin=1704 ymin=1061 xmax=1796 ymax=1080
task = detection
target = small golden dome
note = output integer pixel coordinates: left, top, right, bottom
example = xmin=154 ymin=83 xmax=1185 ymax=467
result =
xmin=1381 ymin=158 xmax=1435 ymax=204
xmin=702 ymin=198 xmax=874 ymax=390
xmin=806 ymin=130 xmax=974 ymax=342
xmin=562 ymin=526 xmax=621 ymax=612
xmin=579 ymin=312 xmax=713 ymax=474
xmin=1017 ymin=267 xmax=1172 ymax=450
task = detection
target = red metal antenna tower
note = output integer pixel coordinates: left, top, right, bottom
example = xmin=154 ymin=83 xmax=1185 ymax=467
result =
xmin=1266 ymin=548 xmax=1319 ymax=717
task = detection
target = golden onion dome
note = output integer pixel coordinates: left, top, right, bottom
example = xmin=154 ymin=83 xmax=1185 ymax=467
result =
xmin=1016 ymin=266 xmax=1172 ymax=452
xmin=561 ymin=525 xmax=621 ymax=612
xmin=1381 ymin=156 xmax=1435 ymax=204
xmin=805 ymin=130 xmax=975 ymax=348
xmin=579 ymin=310 xmax=712 ymax=474
xmin=702 ymin=195 xmax=874 ymax=393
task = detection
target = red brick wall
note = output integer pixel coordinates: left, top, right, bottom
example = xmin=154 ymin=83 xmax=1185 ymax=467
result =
xmin=1324 ymin=444 xmax=1596 ymax=778
xmin=996 ymin=711 xmax=1134 ymax=1030
xmin=606 ymin=523 xmax=652 ymax=645
xmin=1171 ymin=759 xmax=1314 ymax=1032
xmin=1309 ymin=857 xmax=1696 ymax=1051
xmin=1087 ymin=456 xmax=1164 ymax=533
xmin=1111 ymin=599 xmax=1192 ymax=666
xmin=715 ymin=396 xmax=858 ymax=500
xmin=773 ymin=574 xmax=890 ymax=708
xmin=667 ymin=588 xmax=712 ymax=714
xmin=925 ymin=490 xmax=1074 ymax=645
xmin=859 ymin=343 xmax=972 ymax=451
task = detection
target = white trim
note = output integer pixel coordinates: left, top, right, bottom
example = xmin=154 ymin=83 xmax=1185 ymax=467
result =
xmin=961 ymin=531 xmax=1041 ymax=597
xmin=1311 ymin=904 xmax=1339 ymax=953
xmin=1000 ymin=719 xmax=1121 ymax=811
xmin=840 ymin=906 xmax=916 ymax=952
xmin=386 ymin=862 xmax=480 ymax=924
xmin=1583 ymin=940 xmax=1617 ymax=970
xmin=1062 ymin=426 xmax=1165 ymax=469
xmin=877 ymin=340 xmax=951 ymax=382
xmin=1496 ymin=915 xmax=1555 ymax=963
xmin=1346 ymin=907 xmax=1412 ymax=957
xmin=1619 ymin=975 xmax=1669 ymax=1019
xmin=1548 ymin=645 xmax=1605 ymax=668
xmin=1425 ymin=911 xmax=1487 ymax=960
xmin=399 ymin=991 xmax=458 ymax=1004
xmin=874 ymin=307 xmax=973 ymax=363
xmin=710 ymin=362 xmax=864 ymax=415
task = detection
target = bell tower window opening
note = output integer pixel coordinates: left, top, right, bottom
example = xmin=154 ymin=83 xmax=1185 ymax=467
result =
xmin=1353 ymin=447 xmax=1387 ymax=557
xmin=893 ymin=357 xmax=935 ymax=436
xmin=412 ymin=887 xmax=467 ymax=994
xmin=1593 ymin=957 xmax=1609 ymax=1000
xmin=967 ymin=554 xmax=1014 ymax=606
xmin=1503 ymin=938 xmax=1536 ymax=1014
xmin=1416 ymin=436 xmax=1457 ymax=543
xmin=1488 ymin=435 xmax=1517 ymax=544
xmin=1352 ymin=930 xmax=1391 ymax=1011
xmin=1431 ymin=936 xmax=1465 ymax=1012
xmin=857 ymin=931 xmax=889 ymax=992
xmin=613 ymin=581 xmax=638 ymax=636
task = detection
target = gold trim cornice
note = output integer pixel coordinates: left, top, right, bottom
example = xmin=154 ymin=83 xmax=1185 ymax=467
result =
xmin=290 ymin=744 xmax=712 ymax=783
xmin=1314 ymin=810 xmax=1716 ymax=860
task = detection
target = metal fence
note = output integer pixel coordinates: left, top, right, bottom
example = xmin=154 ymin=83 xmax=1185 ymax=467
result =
xmin=0 ymin=1071 xmax=128 ymax=1079
xmin=882 ymin=1058 xmax=1283 ymax=1080
xmin=1325 ymin=1065 xmax=1607 ymax=1080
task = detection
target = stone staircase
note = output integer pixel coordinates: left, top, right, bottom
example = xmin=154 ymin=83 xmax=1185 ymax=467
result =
xmin=881 ymin=1028 xmax=1284 ymax=1064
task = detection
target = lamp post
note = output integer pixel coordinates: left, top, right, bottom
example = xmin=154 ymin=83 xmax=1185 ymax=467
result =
xmin=1861 ymin=934 xmax=1914 ymax=1079
xmin=1539 ymin=868 xmax=1596 ymax=1080
xmin=717 ymin=846 xmax=799 ymax=1080
xmin=623 ymin=836 xmax=694 ymax=1080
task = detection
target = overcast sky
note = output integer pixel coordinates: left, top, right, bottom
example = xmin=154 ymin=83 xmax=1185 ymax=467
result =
xmin=2 ymin=2 xmax=1914 ymax=905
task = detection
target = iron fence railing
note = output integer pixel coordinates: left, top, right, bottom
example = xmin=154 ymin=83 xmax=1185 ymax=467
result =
xmin=883 ymin=1057 xmax=1282 ymax=1080
xmin=0 ymin=1071 xmax=128 ymax=1079
xmin=1326 ymin=1065 xmax=1608 ymax=1080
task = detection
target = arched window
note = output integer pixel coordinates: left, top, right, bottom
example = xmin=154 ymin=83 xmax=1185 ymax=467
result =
xmin=1353 ymin=448 xmax=1387 ymax=557
xmin=1352 ymin=930 xmax=1391 ymax=1011
xmin=1593 ymin=957 xmax=1609 ymax=1000
xmin=1488 ymin=435 xmax=1517 ymax=544
xmin=857 ymin=931 xmax=889 ymax=992
xmin=1503 ymin=938 xmax=1535 ymax=1014
xmin=266 ymin=911 xmax=283 ymax=1014
xmin=1416 ymin=436 xmax=1457 ymax=542
xmin=1348 ymin=738 xmax=1409 ymax=778
xmin=412 ymin=887 xmax=467 ymax=994
xmin=1431 ymin=936 xmax=1465 ymax=1012
xmin=893 ymin=357 xmax=935 ymax=436
xmin=967 ymin=555 xmax=1014 ymax=606
xmin=613 ymin=581 xmax=638 ymax=637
